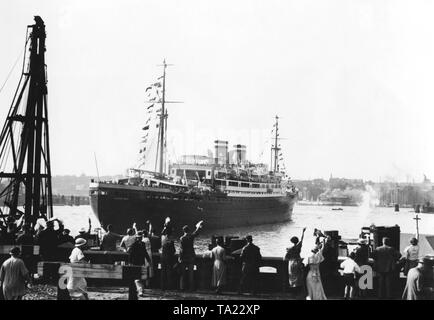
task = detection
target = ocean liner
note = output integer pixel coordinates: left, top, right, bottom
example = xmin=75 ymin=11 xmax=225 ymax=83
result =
xmin=89 ymin=61 xmax=297 ymax=233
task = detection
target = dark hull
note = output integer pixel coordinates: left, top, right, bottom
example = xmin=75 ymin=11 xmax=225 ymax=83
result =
xmin=90 ymin=185 xmax=295 ymax=233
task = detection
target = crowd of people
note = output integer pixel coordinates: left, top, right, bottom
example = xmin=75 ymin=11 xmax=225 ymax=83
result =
xmin=0 ymin=215 xmax=433 ymax=300
xmin=282 ymin=228 xmax=433 ymax=300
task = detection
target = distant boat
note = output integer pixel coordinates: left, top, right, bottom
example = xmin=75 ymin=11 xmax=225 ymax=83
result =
xmin=420 ymin=202 xmax=434 ymax=213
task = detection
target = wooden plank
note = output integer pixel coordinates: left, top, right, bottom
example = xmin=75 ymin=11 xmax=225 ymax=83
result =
xmin=60 ymin=263 xmax=124 ymax=279
xmin=83 ymin=250 xmax=128 ymax=257
xmin=0 ymin=245 xmax=40 ymax=255
xmin=38 ymin=261 xmax=148 ymax=280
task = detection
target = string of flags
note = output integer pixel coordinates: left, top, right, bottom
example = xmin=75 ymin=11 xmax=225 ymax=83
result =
xmin=138 ymin=72 xmax=167 ymax=165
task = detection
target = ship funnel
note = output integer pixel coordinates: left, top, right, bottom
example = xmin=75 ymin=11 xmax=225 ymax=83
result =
xmin=233 ymin=144 xmax=247 ymax=165
xmin=214 ymin=140 xmax=228 ymax=165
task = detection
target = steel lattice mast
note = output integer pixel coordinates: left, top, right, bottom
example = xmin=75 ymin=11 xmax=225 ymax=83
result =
xmin=271 ymin=115 xmax=281 ymax=173
xmin=0 ymin=16 xmax=53 ymax=226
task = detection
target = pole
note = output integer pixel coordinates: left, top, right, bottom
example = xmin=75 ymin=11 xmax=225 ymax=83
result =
xmin=94 ymin=152 xmax=100 ymax=182
xmin=274 ymin=116 xmax=278 ymax=172
xmin=414 ymin=214 xmax=421 ymax=241
xmin=159 ymin=60 xmax=166 ymax=175
xmin=271 ymin=116 xmax=280 ymax=173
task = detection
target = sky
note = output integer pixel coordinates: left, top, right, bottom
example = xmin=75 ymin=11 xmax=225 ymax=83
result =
xmin=0 ymin=0 xmax=434 ymax=182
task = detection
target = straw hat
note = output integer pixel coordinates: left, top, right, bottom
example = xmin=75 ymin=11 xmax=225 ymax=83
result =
xmin=75 ymin=238 xmax=87 ymax=247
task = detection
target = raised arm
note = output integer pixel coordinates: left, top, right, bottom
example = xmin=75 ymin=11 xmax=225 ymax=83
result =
xmin=300 ymin=227 xmax=307 ymax=244
xmin=192 ymin=221 xmax=203 ymax=238
xmin=319 ymin=240 xmax=325 ymax=254
xmin=120 ymin=237 xmax=126 ymax=250
xmin=144 ymin=246 xmax=152 ymax=264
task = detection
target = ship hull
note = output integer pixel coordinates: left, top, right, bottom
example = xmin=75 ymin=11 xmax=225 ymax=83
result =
xmin=90 ymin=184 xmax=295 ymax=233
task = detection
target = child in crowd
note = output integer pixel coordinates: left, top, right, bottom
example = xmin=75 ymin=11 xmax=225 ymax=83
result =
xmin=340 ymin=251 xmax=360 ymax=300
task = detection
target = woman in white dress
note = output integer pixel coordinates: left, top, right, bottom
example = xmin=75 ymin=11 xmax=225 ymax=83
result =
xmin=67 ymin=238 xmax=89 ymax=300
xmin=203 ymin=238 xmax=228 ymax=294
xmin=305 ymin=241 xmax=327 ymax=300
xmin=211 ymin=238 xmax=227 ymax=293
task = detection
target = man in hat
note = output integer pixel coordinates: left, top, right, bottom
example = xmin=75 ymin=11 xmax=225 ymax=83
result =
xmin=0 ymin=247 xmax=31 ymax=300
xmin=402 ymin=256 xmax=434 ymax=300
xmin=179 ymin=221 xmax=203 ymax=291
xmin=161 ymin=233 xmax=176 ymax=290
xmin=160 ymin=217 xmax=176 ymax=290
xmin=238 ymin=235 xmax=262 ymax=295
xmin=320 ymin=235 xmax=339 ymax=296
xmin=58 ymin=229 xmax=75 ymax=245
xmin=128 ymin=231 xmax=152 ymax=297
xmin=100 ymin=224 xmax=123 ymax=251
xmin=36 ymin=219 xmax=60 ymax=261
xmin=67 ymin=238 xmax=89 ymax=300
xmin=353 ymin=238 xmax=370 ymax=298
xmin=74 ymin=218 xmax=92 ymax=241
xmin=372 ymin=237 xmax=401 ymax=299
xmin=354 ymin=238 xmax=369 ymax=266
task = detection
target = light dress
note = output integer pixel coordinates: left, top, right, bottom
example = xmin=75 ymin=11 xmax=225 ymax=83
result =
xmin=67 ymin=247 xmax=87 ymax=299
xmin=305 ymin=250 xmax=327 ymax=300
xmin=211 ymin=245 xmax=227 ymax=288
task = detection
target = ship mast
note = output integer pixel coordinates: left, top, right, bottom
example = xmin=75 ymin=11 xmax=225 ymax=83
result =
xmin=158 ymin=60 xmax=168 ymax=175
xmin=143 ymin=60 xmax=181 ymax=175
xmin=155 ymin=59 xmax=182 ymax=175
xmin=0 ymin=16 xmax=53 ymax=226
xmin=271 ymin=115 xmax=281 ymax=173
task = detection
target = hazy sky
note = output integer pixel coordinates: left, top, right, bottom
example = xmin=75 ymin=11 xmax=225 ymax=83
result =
xmin=1 ymin=0 xmax=434 ymax=181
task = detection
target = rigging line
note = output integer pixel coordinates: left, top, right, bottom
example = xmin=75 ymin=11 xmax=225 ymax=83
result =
xmin=0 ymin=75 xmax=30 ymax=156
xmin=0 ymin=87 xmax=27 ymax=172
xmin=0 ymin=39 xmax=28 ymax=96
xmin=154 ymin=122 xmax=161 ymax=173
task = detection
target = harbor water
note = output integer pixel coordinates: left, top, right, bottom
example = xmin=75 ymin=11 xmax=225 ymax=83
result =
xmin=52 ymin=203 xmax=434 ymax=257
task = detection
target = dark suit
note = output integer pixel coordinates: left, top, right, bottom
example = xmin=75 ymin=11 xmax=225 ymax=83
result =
xmin=373 ymin=245 xmax=401 ymax=298
xmin=128 ymin=240 xmax=151 ymax=266
xmin=160 ymin=237 xmax=176 ymax=290
xmin=239 ymin=243 xmax=262 ymax=294
xmin=128 ymin=240 xmax=151 ymax=299
xmin=36 ymin=228 xmax=59 ymax=261
xmin=179 ymin=229 xmax=200 ymax=290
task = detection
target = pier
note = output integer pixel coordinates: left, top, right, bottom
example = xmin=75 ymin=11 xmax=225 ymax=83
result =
xmin=29 ymin=251 xmax=411 ymax=300
xmin=0 ymin=242 xmax=427 ymax=300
